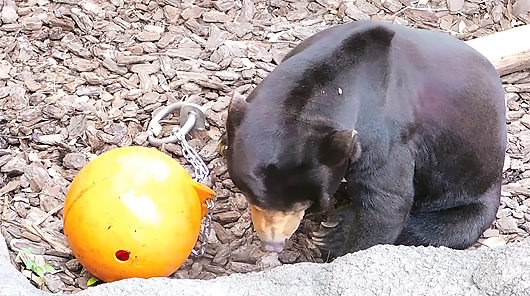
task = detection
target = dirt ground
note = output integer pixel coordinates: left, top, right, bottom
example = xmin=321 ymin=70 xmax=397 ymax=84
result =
xmin=1 ymin=0 xmax=530 ymax=293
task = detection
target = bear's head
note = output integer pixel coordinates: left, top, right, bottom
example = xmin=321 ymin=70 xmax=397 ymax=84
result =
xmin=222 ymin=91 xmax=359 ymax=253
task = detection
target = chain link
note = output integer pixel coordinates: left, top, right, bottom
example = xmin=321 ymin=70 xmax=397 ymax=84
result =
xmin=148 ymin=104 xmax=214 ymax=258
xmin=172 ymin=123 xmax=214 ymax=257
xmin=191 ymin=199 xmax=214 ymax=257
xmin=174 ymin=126 xmax=209 ymax=183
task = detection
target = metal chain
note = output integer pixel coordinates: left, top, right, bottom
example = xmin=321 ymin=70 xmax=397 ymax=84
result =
xmin=173 ymin=126 xmax=209 ymax=183
xmin=172 ymin=122 xmax=214 ymax=257
xmin=191 ymin=199 xmax=214 ymax=257
xmin=147 ymin=103 xmax=214 ymax=258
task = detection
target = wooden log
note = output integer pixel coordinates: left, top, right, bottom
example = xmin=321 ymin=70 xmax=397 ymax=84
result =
xmin=464 ymin=25 xmax=530 ymax=76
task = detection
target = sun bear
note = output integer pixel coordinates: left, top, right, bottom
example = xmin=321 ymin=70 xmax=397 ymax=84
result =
xmin=221 ymin=20 xmax=507 ymax=259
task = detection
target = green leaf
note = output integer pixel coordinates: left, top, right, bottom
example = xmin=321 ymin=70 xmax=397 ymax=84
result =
xmin=25 ymin=260 xmax=36 ymax=270
xmin=44 ymin=263 xmax=56 ymax=273
xmin=24 ymin=260 xmax=44 ymax=278
xmin=22 ymin=247 xmax=33 ymax=254
xmin=33 ymin=265 xmax=44 ymax=277
xmin=87 ymin=276 xmax=100 ymax=286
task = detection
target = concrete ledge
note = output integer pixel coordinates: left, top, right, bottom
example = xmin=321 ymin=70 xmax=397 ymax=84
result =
xmin=1 ymin=231 xmax=529 ymax=296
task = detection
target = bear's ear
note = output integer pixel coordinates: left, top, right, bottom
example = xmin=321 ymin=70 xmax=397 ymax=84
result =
xmin=318 ymin=129 xmax=360 ymax=167
xmin=227 ymin=91 xmax=248 ymax=128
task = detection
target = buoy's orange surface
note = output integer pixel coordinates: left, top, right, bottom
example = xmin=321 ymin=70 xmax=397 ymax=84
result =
xmin=63 ymin=146 xmax=215 ymax=282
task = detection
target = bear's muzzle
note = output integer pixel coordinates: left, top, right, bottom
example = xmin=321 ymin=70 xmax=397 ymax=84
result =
xmin=249 ymin=204 xmax=306 ymax=253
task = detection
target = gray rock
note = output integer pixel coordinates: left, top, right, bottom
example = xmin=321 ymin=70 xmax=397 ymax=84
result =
xmin=513 ymin=0 xmax=530 ymax=23
xmin=0 ymin=0 xmax=19 ymax=24
xmin=63 ymin=153 xmax=88 ymax=170
xmin=44 ymin=274 xmax=66 ymax=293
xmin=202 ymin=11 xmax=232 ymax=23
xmin=344 ymin=3 xmax=370 ymax=21
xmin=68 ymin=57 xmax=100 ymax=72
xmin=136 ymin=31 xmax=161 ymax=42
xmin=447 ymin=0 xmax=465 ymax=12
xmin=1 ymin=156 xmax=27 ymax=174
xmin=181 ymin=6 xmax=206 ymax=20
xmin=0 ymin=60 xmax=12 ymax=79
xmin=497 ymin=216 xmax=520 ymax=234
xmin=1 ymin=231 xmax=530 ymax=296
xmin=257 ymin=253 xmax=282 ymax=270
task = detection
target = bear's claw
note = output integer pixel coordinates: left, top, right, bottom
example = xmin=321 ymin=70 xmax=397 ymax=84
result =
xmin=310 ymin=223 xmax=344 ymax=259
xmin=311 ymin=236 xmax=324 ymax=242
xmin=309 ymin=206 xmax=357 ymax=259
xmin=320 ymin=221 xmax=339 ymax=228
xmin=312 ymin=240 xmax=326 ymax=248
xmin=310 ymin=220 xmax=345 ymax=258
xmin=311 ymin=230 xmax=327 ymax=239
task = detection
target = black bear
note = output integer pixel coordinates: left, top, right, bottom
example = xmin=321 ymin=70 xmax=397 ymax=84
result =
xmin=221 ymin=20 xmax=507 ymax=259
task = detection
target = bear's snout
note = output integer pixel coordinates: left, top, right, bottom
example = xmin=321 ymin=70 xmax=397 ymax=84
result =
xmin=248 ymin=204 xmax=306 ymax=253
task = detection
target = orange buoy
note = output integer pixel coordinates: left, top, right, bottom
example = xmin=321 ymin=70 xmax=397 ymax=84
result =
xmin=63 ymin=146 xmax=215 ymax=282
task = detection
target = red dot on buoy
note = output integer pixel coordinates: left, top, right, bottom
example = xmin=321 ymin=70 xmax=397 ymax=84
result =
xmin=115 ymin=250 xmax=130 ymax=261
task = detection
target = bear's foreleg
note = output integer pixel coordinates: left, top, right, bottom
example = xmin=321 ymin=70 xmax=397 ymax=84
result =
xmin=312 ymin=144 xmax=415 ymax=258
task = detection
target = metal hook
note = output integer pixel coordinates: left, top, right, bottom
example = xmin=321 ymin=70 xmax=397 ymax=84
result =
xmin=147 ymin=102 xmax=207 ymax=147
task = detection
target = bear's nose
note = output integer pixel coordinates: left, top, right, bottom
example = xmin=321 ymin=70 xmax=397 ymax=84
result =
xmin=261 ymin=241 xmax=285 ymax=253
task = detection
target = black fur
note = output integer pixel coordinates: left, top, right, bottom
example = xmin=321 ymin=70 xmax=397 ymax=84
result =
xmin=224 ymin=20 xmax=507 ymax=259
